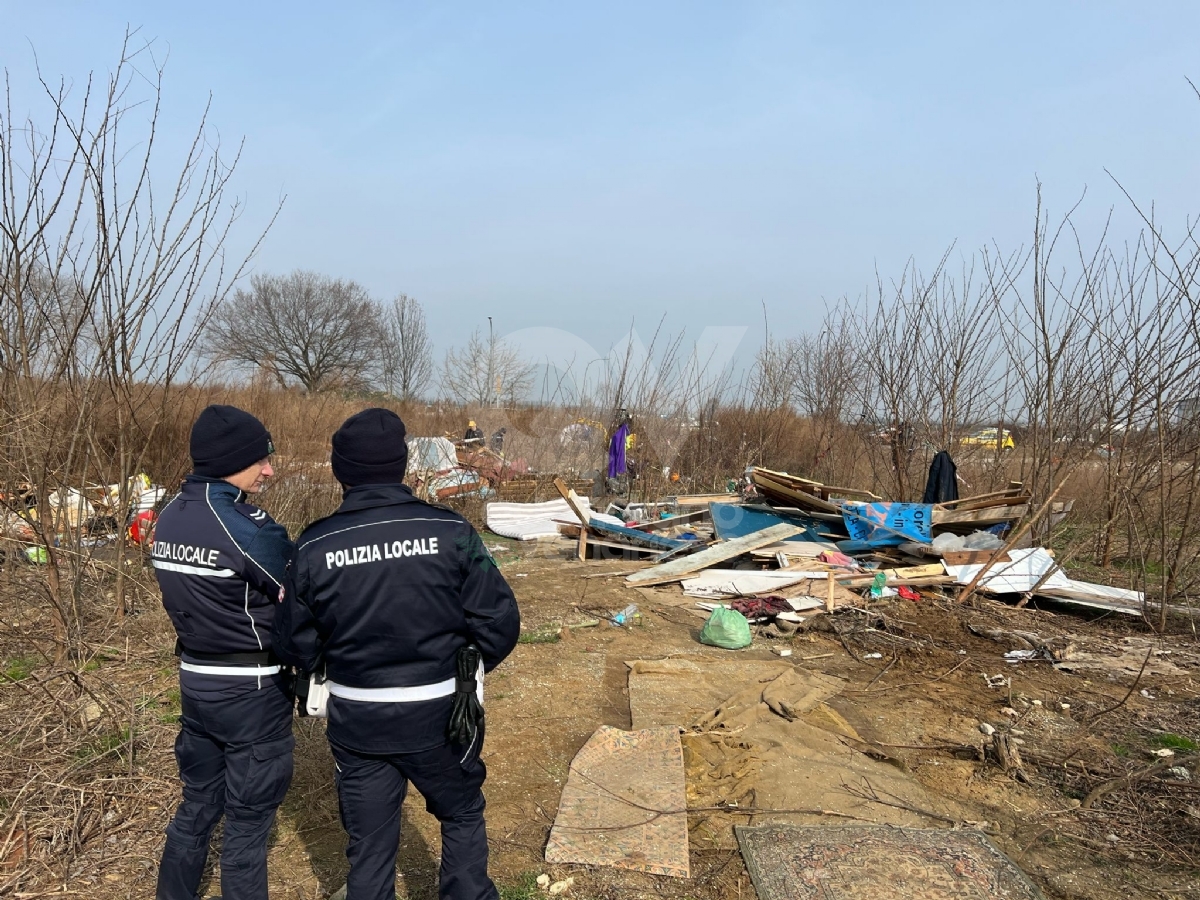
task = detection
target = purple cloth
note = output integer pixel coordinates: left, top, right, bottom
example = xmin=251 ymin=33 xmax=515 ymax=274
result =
xmin=607 ymin=423 xmax=629 ymax=477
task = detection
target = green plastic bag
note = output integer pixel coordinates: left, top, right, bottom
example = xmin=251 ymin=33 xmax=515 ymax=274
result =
xmin=699 ymin=607 xmax=752 ymax=650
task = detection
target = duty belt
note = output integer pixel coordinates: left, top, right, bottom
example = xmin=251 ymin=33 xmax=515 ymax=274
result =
xmin=327 ymin=667 xmax=484 ymax=704
xmin=326 ymin=676 xmax=457 ymax=703
xmin=175 ymin=641 xmax=283 ymax=677
xmin=180 ymin=661 xmax=283 ymax=677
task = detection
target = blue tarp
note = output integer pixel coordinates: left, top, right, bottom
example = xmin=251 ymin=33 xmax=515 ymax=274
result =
xmin=841 ymin=502 xmax=933 ymax=547
xmin=709 ymin=503 xmax=833 ymax=543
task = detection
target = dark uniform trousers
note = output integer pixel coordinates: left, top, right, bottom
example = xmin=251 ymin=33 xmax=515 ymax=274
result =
xmin=157 ymin=672 xmax=294 ymax=900
xmin=330 ymin=719 xmax=496 ymax=900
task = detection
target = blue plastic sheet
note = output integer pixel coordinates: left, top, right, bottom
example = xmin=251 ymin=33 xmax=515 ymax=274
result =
xmin=841 ymin=502 xmax=932 ymax=547
xmin=710 ymin=502 xmax=832 ymax=543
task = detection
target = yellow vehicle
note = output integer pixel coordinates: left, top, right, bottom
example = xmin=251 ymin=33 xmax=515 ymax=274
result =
xmin=960 ymin=427 xmax=1015 ymax=451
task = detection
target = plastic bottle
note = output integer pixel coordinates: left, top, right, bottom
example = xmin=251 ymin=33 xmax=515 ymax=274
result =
xmin=612 ymin=603 xmax=640 ymax=626
xmin=870 ymin=571 xmax=887 ymax=598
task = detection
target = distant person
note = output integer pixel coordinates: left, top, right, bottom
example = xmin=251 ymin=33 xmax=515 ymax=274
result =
xmin=489 ymin=427 xmax=507 ymax=453
xmin=463 ymin=420 xmax=484 ymax=444
xmin=152 ymin=405 xmax=294 ymax=900
xmin=274 ymin=409 xmax=519 ymax=900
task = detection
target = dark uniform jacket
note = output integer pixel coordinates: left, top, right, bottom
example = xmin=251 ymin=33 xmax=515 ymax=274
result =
xmin=152 ymin=476 xmax=292 ymax=657
xmin=272 ymin=484 xmax=520 ymax=753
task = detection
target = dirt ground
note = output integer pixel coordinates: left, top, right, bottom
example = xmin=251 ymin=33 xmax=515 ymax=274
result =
xmin=3 ymin=535 xmax=1200 ymax=899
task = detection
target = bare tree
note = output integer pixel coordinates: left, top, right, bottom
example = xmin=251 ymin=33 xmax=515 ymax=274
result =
xmin=205 ymin=270 xmax=381 ymax=392
xmin=441 ymin=327 xmax=535 ymax=406
xmin=377 ymin=293 xmax=433 ymax=400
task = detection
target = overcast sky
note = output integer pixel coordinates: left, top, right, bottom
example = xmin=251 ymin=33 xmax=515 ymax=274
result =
xmin=3 ymin=2 xmax=1199 ymax=370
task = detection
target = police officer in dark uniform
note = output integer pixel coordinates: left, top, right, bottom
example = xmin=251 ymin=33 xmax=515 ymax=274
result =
xmin=153 ymin=405 xmax=295 ymax=900
xmin=273 ymin=408 xmax=519 ymax=900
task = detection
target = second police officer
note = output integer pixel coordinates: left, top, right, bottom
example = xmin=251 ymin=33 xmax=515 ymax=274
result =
xmin=153 ymin=405 xmax=295 ymax=900
xmin=273 ymin=408 xmax=520 ymax=900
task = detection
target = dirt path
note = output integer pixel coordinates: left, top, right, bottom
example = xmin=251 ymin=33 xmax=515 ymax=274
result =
xmin=7 ymin=538 xmax=1196 ymax=899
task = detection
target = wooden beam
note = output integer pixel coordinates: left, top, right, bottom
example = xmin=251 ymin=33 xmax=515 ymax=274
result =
xmin=553 ymin=476 xmax=593 ymax=527
xmin=624 ymin=508 xmax=710 ymax=532
xmin=625 ymin=522 xmax=802 ymax=586
xmin=932 ymin=504 xmax=1029 ymax=526
xmin=670 ymin=493 xmax=738 ymax=507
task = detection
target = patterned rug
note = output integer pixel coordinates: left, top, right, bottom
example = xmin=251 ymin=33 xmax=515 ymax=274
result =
xmin=545 ymin=725 xmax=689 ymax=878
xmin=735 ymin=825 xmax=1044 ymax=900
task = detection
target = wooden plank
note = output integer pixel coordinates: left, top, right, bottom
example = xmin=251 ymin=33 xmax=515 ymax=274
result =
xmin=836 ymin=563 xmax=946 ymax=585
xmin=553 ymin=477 xmax=594 ymax=527
xmin=819 ymin=485 xmax=883 ymax=501
xmin=934 ymin=490 xmax=1029 ymax=511
xmin=625 ymin=522 xmax=802 ymax=586
xmin=941 ymin=549 xmax=1013 ymax=567
xmin=624 ymin=508 xmax=710 ymax=532
xmin=751 ymin=470 xmax=841 ymax=514
xmin=840 ymin=576 xmax=952 ymax=587
xmin=931 ymin=504 xmax=1029 ymax=525
xmin=670 ymin=493 xmax=738 ymax=507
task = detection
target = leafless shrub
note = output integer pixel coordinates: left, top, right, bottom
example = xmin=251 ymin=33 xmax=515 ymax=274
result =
xmin=0 ymin=33 xmax=273 ymax=658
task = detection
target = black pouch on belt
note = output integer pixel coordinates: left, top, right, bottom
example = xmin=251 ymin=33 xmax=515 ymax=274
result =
xmin=446 ymin=643 xmax=483 ymax=746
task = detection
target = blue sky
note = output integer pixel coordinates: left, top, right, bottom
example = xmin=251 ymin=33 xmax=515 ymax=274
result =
xmin=3 ymin=2 xmax=1199 ymax=365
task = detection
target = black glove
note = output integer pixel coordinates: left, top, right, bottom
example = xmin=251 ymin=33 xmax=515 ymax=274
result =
xmin=446 ymin=644 xmax=484 ymax=746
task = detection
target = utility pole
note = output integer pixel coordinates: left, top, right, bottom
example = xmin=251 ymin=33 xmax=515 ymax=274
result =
xmin=486 ymin=316 xmax=495 ymax=407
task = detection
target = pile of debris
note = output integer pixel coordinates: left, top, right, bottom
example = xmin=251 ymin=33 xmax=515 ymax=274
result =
xmin=1 ymin=474 xmax=166 ymax=557
xmin=485 ymin=464 xmax=1159 ymax=627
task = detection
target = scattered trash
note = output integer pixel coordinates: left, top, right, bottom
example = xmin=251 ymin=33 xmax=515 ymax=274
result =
xmin=612 ymin=604 xmax=640 ymax=626
xmin=1000 ymin=707 xmax=1018 ymax=717
xmin=979 ymin=723 xmax=996 ymax=736
xmin=1153 ymin=748 xmax=1176 ymax=758
xmin=984 ymin=674 xmax=1009 ymax=688
xmin=549 ymin=877 xmax=574 ymax=895
xmin=1166 ymin=766 xmax=1192 ymax=781
xmin=1059 ymin=703 xmax=1071 ymax=711
xmin=537 ymin=874 xmax=551 ymax=889
xmin=1004 ymin=649 xmax=1044 ymax=663
xmin=1139 ymin=689 xmax=1155 ymax=699
xmin=868 ymin=571 xmax=891 ymax=598
xmin=1031 ymin=699 xmax=1043 ymax=707
xmin=863 ymin=652 xmax=883 ymax=659
xmin=776 ymin=648 xmax=793 ymax=657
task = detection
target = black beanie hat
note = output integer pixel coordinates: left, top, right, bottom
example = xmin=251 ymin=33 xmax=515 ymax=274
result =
xmin=190 ymin=405 xmax=273 ymax=478
xmin=331 ymin=408 xmax=409 ymax=487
